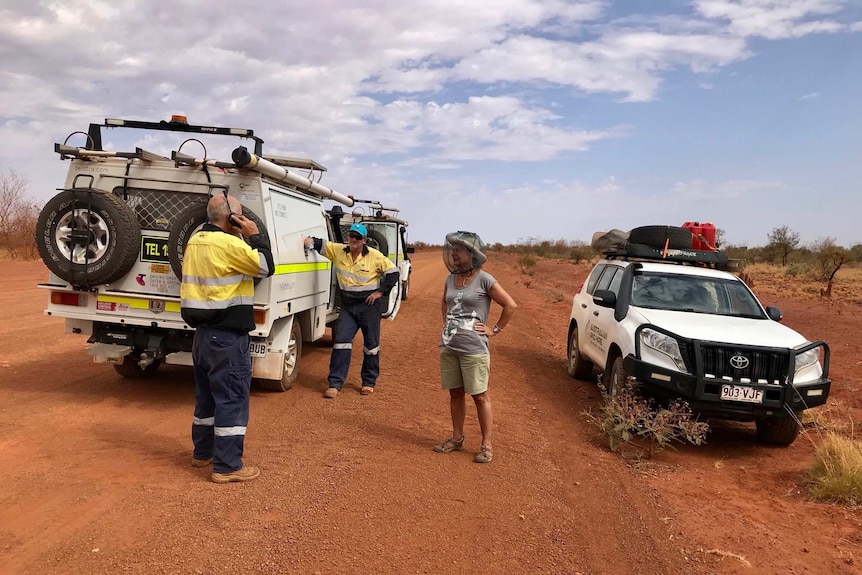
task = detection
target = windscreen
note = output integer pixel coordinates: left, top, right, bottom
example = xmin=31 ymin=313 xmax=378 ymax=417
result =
xmin=630 ymin=272 xmax=765 ymax=318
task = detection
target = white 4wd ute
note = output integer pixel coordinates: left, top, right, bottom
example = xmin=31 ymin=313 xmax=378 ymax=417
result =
xmin=566 ymin=226 xmax=831 ymax=446
xmin=340 ymin=198 xmax=413 ymax=308
xmin=36 ymin=115 xmax=403 ymax=391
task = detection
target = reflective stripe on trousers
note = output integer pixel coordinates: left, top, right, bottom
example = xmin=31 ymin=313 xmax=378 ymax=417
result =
xmin=328 ymin=298 xmax=381 ymax=389
xmin=191 ymin=325 xmax=251 ymax=473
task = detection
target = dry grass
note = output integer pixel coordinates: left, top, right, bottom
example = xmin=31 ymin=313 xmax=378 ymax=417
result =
xmin=807 ymin=433 xmax=862 ymax=506
xmin=743 ymin=263 xmax=862 ymax=303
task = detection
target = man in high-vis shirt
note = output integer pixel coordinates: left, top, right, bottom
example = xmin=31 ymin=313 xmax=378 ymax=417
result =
xmin=304 ymin=223 xmax=399 ymax=398
xmin=180 ymin=193 xmax=274 ymax=483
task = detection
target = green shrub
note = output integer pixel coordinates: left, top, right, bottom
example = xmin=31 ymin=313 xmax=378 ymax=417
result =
xmin=585 ymin=377 xmax=709 ymax=458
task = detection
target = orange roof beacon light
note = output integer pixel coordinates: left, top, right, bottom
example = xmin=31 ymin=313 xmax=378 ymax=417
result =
xmin=170 ymin=114 xmax=188 ymax=124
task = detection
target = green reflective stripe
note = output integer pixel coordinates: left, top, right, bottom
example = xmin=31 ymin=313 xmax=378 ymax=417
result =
xmin=274 ymin=262 xmax=332 ymax=275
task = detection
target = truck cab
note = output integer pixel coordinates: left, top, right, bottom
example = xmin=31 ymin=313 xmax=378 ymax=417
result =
xmin=340 ymin=199 xmax=414 ymax=319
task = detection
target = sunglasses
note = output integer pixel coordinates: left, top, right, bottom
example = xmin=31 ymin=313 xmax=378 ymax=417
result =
xmin=348 ymin=233 xmax=364 ymax=240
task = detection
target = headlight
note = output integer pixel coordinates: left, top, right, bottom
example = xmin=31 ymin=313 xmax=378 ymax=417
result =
xmin=641 ymin=328 xmax=687 ymax=372
xmin=795 ymin=346 xmax=820 ymax=372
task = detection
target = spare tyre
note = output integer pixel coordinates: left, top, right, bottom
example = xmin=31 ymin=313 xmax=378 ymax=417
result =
xmin=36 ymin=190 xmax=141 ymax=286
xmin=366 ymin=229 xmax=389 ymax=258
xmin=628 ymin=225 xmax=693 ymax=250
xmin=168 ymin=202 xmax=268 ymax=280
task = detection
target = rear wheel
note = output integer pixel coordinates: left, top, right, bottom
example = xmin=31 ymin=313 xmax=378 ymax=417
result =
xmin=756 ymin=413 xmax=800 ymax=446
xmin=566 ymin=328 xmax=593 ymax=380
xmin=113 ymin=352 xmax=162 ymax=379
xmin=258 ymin=321 xmax=302 ymax=392
xmin=401 ymin=279 xmax=409 ymax=301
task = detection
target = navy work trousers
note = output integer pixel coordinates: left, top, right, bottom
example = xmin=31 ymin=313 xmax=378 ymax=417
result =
xmin=191 ymin=326 xmax=251 ymax=473
xmin=329 ymin=298 xmax=382 ymax=390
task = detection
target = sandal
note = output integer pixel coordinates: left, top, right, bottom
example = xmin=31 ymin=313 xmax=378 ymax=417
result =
xmin=433 ymin=436 xmax=465 ymax=453
xmin=474 ymin=445 xmax=493 ymax=463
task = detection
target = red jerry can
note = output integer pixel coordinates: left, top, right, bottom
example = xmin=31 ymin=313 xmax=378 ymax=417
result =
xmin=682 ymin=221 xmax=717 ymax=250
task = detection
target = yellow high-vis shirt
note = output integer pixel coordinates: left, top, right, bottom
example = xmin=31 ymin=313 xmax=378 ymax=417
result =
xmin=323 ymin=242 xmax=397 ymax=296
xmin=180 ymin=226 xmax=273 ymax=331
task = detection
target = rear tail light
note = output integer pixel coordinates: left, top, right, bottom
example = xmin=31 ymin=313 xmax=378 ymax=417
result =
xmin=253 ymin=309 xmax=267 ymax=325
xmin=51 ymin=292 xmax=86 ymax=306
xmin=576 ymin=282 xmax=584 ymax=294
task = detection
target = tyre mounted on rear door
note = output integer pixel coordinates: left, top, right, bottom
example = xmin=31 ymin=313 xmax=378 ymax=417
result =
xmin=37 ymin=187 xmax=141 ymax=288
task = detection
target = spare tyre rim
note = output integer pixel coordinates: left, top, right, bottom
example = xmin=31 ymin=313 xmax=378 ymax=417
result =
xmin=57 ymin=208 xmax=110 ymax=264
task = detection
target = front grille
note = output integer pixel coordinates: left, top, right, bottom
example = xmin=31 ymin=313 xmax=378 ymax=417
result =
xmin=114 ymin=187 xmax=205 ymax=231
xmin=699 ymin=345 xmax=789 ymax=383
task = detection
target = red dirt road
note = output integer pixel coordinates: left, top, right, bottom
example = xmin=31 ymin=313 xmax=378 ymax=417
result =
xmin=0 ymin=251 xmax=859 ymax=574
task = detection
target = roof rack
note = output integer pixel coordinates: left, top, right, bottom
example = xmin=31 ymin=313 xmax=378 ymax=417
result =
xmin=348 ymin=198 xmax=408 ymax=226
xmin=603 ymin=242 xmax=743 ymax=271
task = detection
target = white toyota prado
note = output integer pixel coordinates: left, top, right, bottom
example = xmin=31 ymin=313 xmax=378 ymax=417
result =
xmin=566 ymin=226 xmax=831 ymax=446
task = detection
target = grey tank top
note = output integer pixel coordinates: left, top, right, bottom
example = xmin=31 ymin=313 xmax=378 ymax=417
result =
xmin=440 ymin=270 xmax=496 ymax=355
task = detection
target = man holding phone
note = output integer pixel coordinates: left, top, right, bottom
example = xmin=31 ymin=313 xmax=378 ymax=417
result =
xmin=180 ymin=193 xmax=274 ymax=483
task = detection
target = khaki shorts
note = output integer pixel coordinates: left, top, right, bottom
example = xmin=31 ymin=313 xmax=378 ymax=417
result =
xmin=440 ymin=348 xmax=490 ymax=396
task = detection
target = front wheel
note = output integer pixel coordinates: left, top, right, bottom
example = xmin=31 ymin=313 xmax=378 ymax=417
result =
xmin=566 ymin=328 xmax=593 ymax=380
xmin=755 ymin=413 xmax=800 ymax=446
xmin=605 ymin=355 xmax=629 ymax=399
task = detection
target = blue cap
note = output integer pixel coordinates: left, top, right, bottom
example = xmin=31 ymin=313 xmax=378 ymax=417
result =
xmin=349 ymin=223 xmax=368 ymax=237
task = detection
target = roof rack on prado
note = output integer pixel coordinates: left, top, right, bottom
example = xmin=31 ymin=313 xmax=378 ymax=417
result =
xmin=595 ymin=224 xmax=745 ymax=272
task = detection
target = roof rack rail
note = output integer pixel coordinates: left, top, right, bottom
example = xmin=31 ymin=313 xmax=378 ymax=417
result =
xmin=603 ymin=242 xmax=743 ymax=271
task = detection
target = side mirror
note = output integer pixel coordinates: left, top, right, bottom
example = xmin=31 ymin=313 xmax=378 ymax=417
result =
xmin=765 ymin=305 xmax=783 ymax=322
xmin=406 ymin=246 xmax=415 ymax=254
xmin=593 ymin=289 xmax=617 ymax=308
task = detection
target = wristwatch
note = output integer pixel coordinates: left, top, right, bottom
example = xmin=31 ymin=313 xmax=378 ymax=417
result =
xmin=492 ymin=325 xmax=501 ymax=334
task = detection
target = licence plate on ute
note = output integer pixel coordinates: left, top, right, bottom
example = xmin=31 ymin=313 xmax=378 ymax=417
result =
xmin=249 ymin=342 xmax=267 ymax=357
xmin=720 ymin=384 xmax=763 ymax=404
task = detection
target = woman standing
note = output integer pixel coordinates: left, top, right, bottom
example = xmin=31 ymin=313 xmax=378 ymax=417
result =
xmin=434 ymin=231 xmax=517 ymax=463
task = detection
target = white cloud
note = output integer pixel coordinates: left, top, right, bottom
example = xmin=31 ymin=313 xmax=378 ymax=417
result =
xmin=0 ymin=0 xmax=860 ymax=246
xmin=694 ymin=0 xmax=845 ymax=39
xmin=799 ymin=92 xmax=821 ymax=100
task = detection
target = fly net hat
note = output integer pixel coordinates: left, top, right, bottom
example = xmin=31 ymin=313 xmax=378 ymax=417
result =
xmin=443 ymin=231 xmax=487 ymax=274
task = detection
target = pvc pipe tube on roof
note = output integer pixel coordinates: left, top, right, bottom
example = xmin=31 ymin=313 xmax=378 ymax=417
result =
xmin=232 ymin=147 xmax=354 ymax=207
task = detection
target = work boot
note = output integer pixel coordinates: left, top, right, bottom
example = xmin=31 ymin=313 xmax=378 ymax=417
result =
xmin=211 ymin=465 xmax=261 ymax=484
xmin=324 ymin=387 xmax=339 ymax=399
xmin=360 ymin=386 xmax=374 ymax=395
xmin=191 ymin=457 xmax=213 ymax=468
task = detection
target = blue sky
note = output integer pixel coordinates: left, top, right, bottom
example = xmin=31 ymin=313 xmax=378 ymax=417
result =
xmin=1 ymin=0 xmax=860 ymax=247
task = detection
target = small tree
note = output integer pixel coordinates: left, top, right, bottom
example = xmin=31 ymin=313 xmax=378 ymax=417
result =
xmin=766 ymin=225 xmax=801 ymax=266
xmin=715 ymin=227 xmax=726 ymax=249
xmin=0 ymin=168 xmax=39 ymax=259
xmin=810 ymin=237 xmax=851 ymax=296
